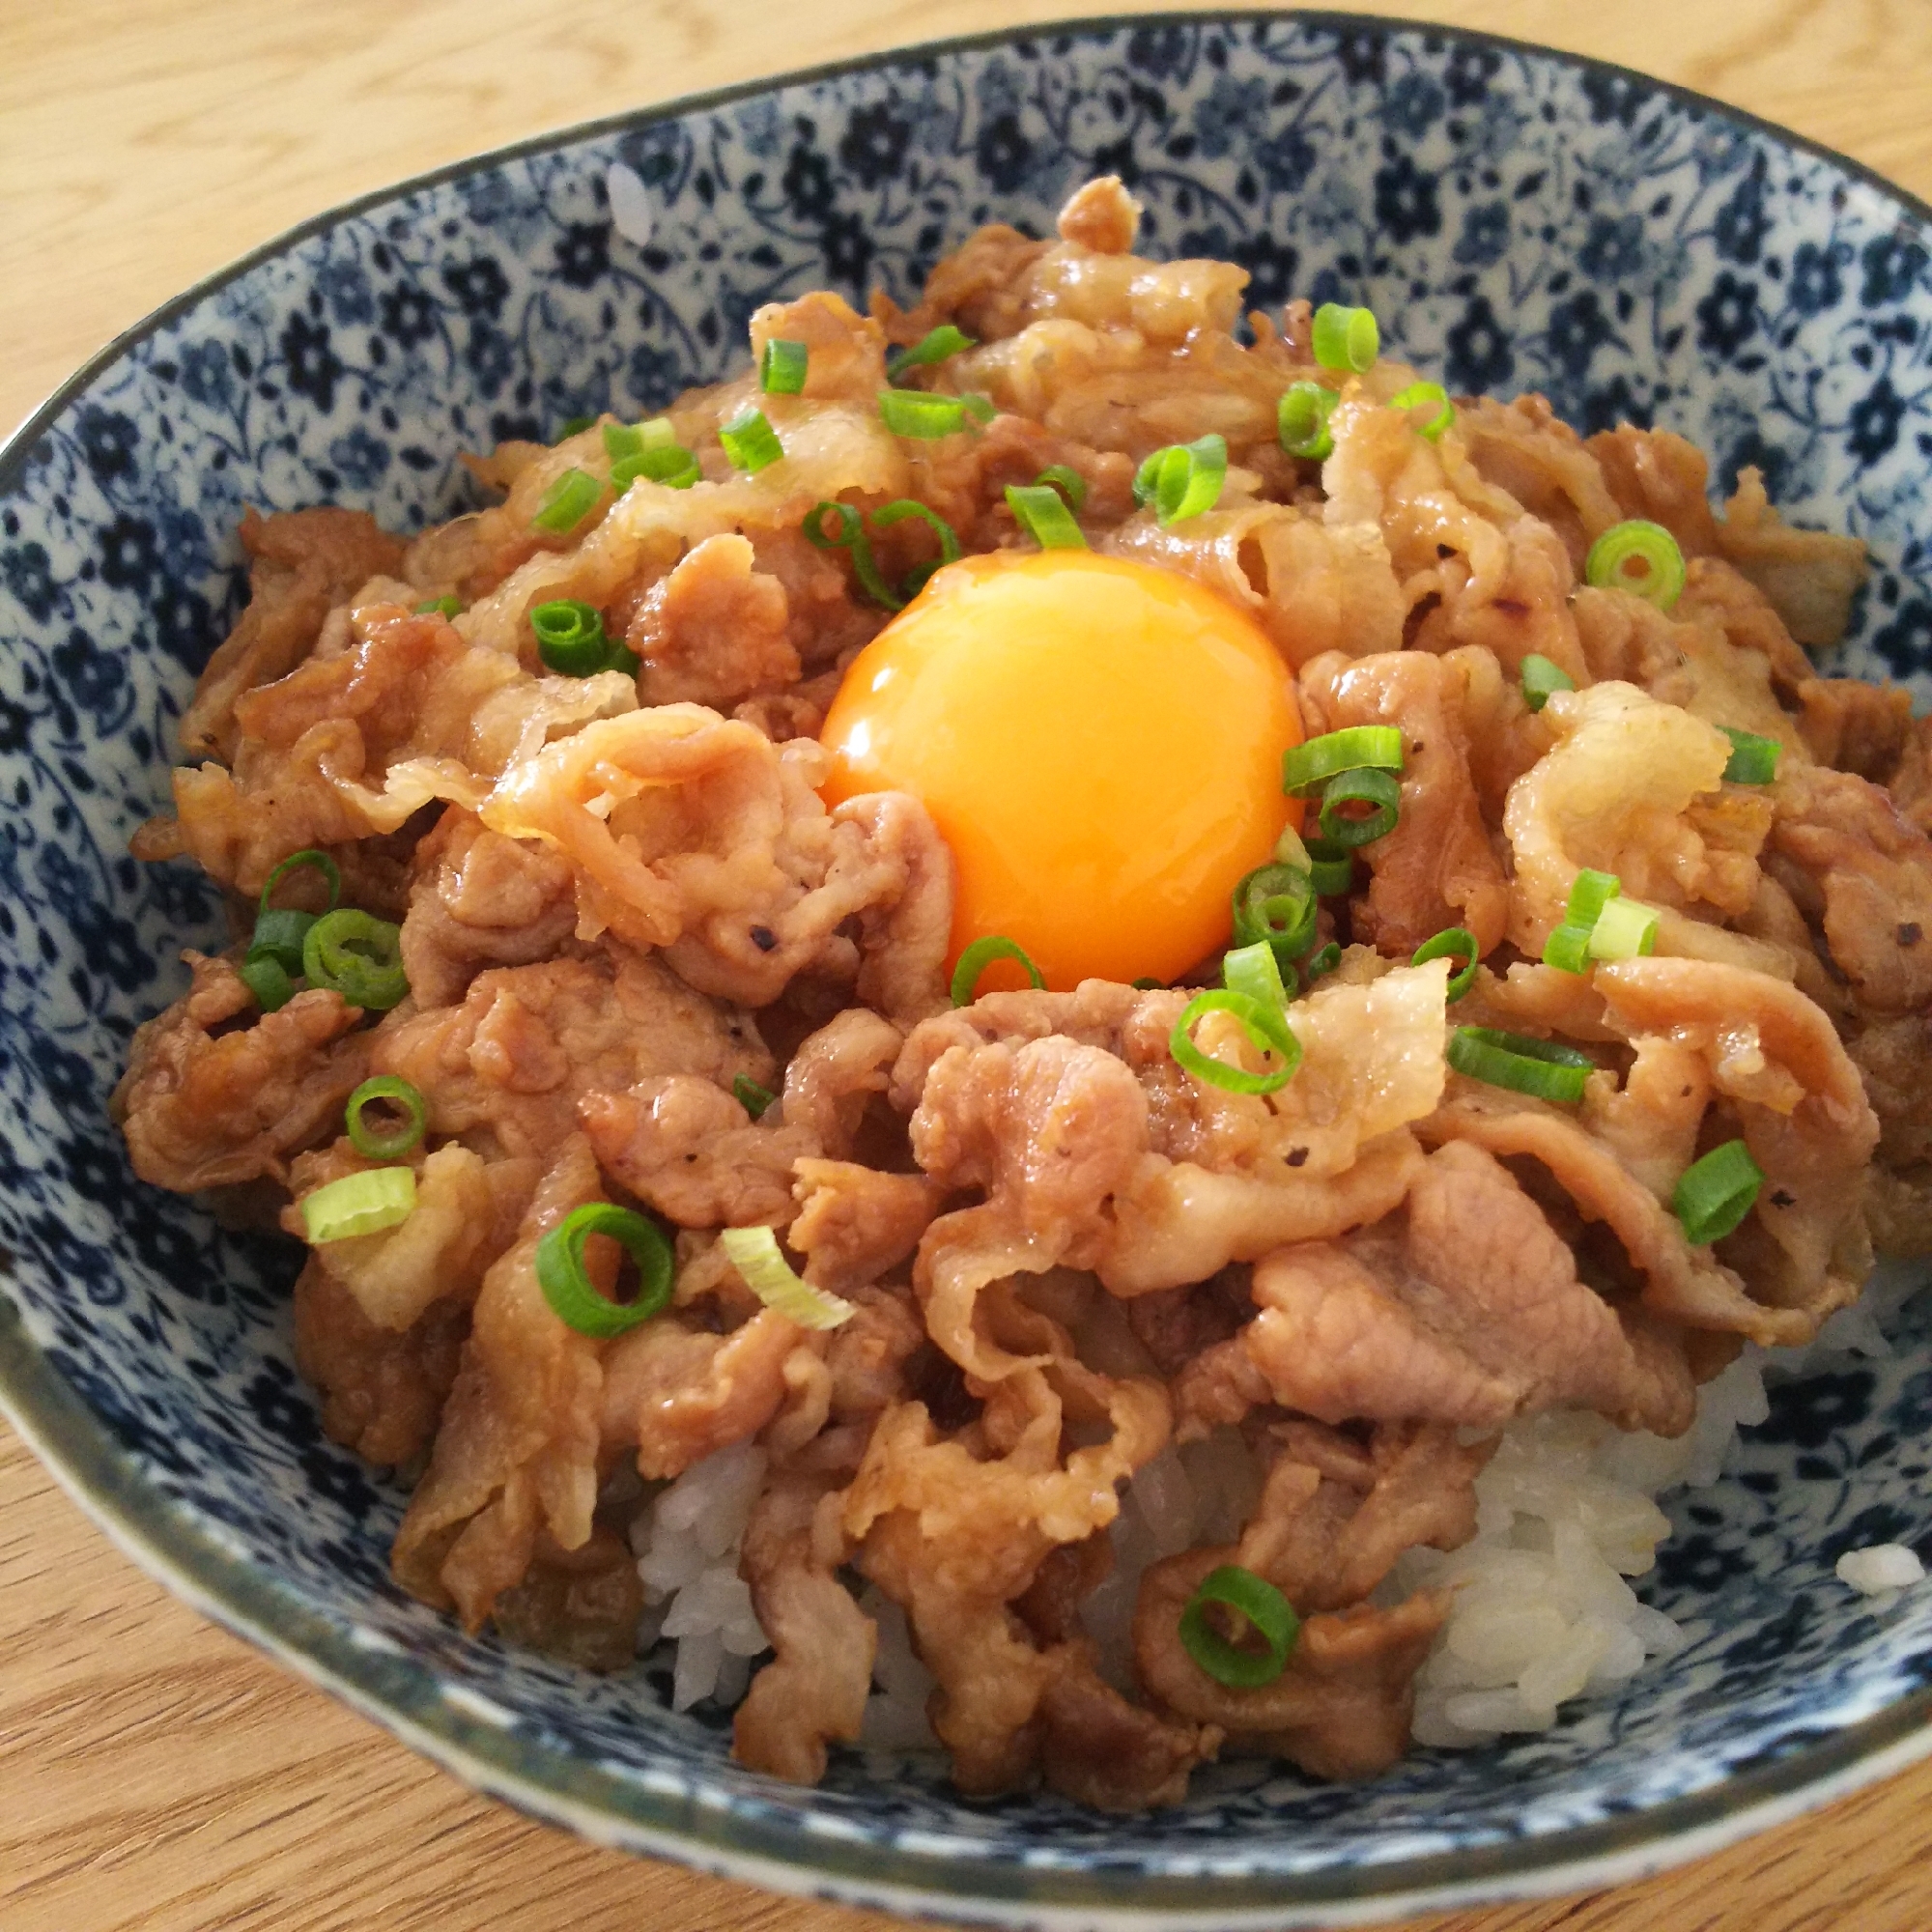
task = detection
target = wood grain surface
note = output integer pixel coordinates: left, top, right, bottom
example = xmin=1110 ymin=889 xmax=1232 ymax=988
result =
xmin=6 ymin=4 xmax=1932 ymax=1928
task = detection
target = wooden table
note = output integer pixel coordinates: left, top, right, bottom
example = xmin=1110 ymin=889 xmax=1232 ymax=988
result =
xmin=7 ymin=2 xmax=1932 ymax=1927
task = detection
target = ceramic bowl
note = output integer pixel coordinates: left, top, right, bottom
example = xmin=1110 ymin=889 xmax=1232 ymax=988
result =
xmin=6 ymin=12 xmax=1932 ymax=1928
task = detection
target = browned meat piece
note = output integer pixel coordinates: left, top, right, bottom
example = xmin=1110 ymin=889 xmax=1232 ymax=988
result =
xmin=399 ymin=809 xmax=581 ymax=1009
xmin=479 ymin=704 xmax=952 ymax=1016
xmin=579 ymin=1074 xmax=817 ymax=1229
xmin=748 ymin=289 xmax=892 ymax=405
xmin=733 ymin=1472 xmax=876 ymax=1783
xmin=293 ymin=1262 xmax=469 ymax=1468
xmin=372 ymin=952 xmax=770 ymax=1159
xmin=600 ymin=1307 xmax=804 ymax=1479
xmin=1455 ymin=394 xmax=1626 ymax=570
xmin=1298 ymin=649 xmax=1509 ymax=953
xmin=626 ymin=533 xmax=801 ymax=707
xmin=822 ymin=1287 xmax=926 ymax=1420
xmin=392 ymin=1136 xmax=610 ymax=1628
xmin=1850 ymin=1014 xmax=1932 ymax=1170
xmin=782 ymin=1007 xmax=905 ymax=1157
xmin=1038 ymin=1648 xmax=1220 ymax=1812
xmin=491 ymin=1525 xmax=647 ymax=1672
xmin=1122 ymin=1270 xmax=1252 ymax=1378
xmin=1771 ymin=763 xmax=1932 ymax=1018
xmin=743 ymin=526 xmax=886 ymax=672
xmin=1054 ymin=174 xmax=1143 ymax=254
xmin=1196 ymin=1143 xmax=1693 ymax=1436
xmin=112 ymin=952 xmax=371 ymax=1192
xmin=282 ymin=1141 xmax=542 ymax=1332
xmin=178 ymin=507 xmax=405 ymax=761
xmin=1796 ymin=677 xmax=1914 ymax=781
xmin=788 ymin=1158 xmax=941 ymax=1293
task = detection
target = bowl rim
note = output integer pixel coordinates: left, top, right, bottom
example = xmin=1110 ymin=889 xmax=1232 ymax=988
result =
xmin=7 ymin=10 xmax=1932 ymax=1924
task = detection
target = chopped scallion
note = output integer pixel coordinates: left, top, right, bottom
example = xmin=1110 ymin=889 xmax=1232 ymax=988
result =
xmin=1005 ymin=482 xmax=1088 ymax=551
xmin=1589 ymin=895 xmax=1660 ymax=961
xmin=720 ymin=407 xmax=784 ymax=472
xmin=1520 ymin=654 xmax=1575 ymax=712
xmin=732 ymin=1073 xmax=776 ymax=1120
xmin=1317 ymin=767 xmax=1402 ymax=848
xmin=1223 ymin=938 xmax=1293 ymax=1011
xmin=531 ymin=467 xmax=601 ymax=535
xmin=1411 ymin=926 xmax=1479 ymax=1000
xmin=1034 ymin=465 xmax=1087 ymax=513
xmin=414 ymin=595 xmax=462 ymax=618
xmin=720 ymin=1224 xmax=857 ymax=1330
xmin=1170 ymin=989 xmax=1301 ymax=1095
xmin=248 ymin=909 xmax=315 ymax=979
xmin=535 ymin=1202 xmax=674 ymax=1338
xmin=1446 ymin=1027 xmax=1595 ymax=1103
xmin=887 ymin=325 xmax=976 ymax=377
xmin=1311 ymin=301 xmax=1380 ymax=374
xmin=878 ymin=389 xmax=984 ymax=438
xmin=301 ymin=909 xmax=409 ymax=1011
xmin=1278 ymin=382 xmax=1336 ymax=461
xmin=802 ymin=498 xmax=905 ymax=610
xmin=1388 ymin=380 xmax=1454 ymax=440
xmin=302 ymin=1166 xmax=417 ymax=1243
xmin=872 ymin=498 xmax=962 ymax=600
xmin=1132 ymin=434 xmax=1229 ymax=526
xmin=1179 ymin=1564 xmax=1298 ymax=1688
xmin=261 ymin=849 xmax=342 ymax=917
xmin=1542 ymin=923 xmax=1594 ymax=975
xmin=1303 ymin=940 xmax=1342 ymax=980
xmin=759 ymin=338 xmax=809 ymax=395
xmin=951 ymin=935 xmax=1046 ymax=1007
xmin=344 ymin=1075 xmax=427 ymax=1160
xmin=1719 ymin=725 xmax=1780 ymax=785
xmin=239 ymin=954 xmax=295 ymax=1012
xmin=1584 ymin=519 xmax=1687 ymax=611
xmin=1232 ymin=863 xmax=1319 ymax=963
xmin=1281 ymin=725 xmax=1405 ymax=799
xmin=530 ymin=599 xmax=611 ymax=677
xmin=1303 ymin=836 xmax=1355 ymax=897
xmin=1673 ymin=1138 xmax=1765 ymax=1245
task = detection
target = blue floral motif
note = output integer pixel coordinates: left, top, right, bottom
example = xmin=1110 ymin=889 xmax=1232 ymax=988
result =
xmin=6 ymin=17 xmax=1932 ymax=1927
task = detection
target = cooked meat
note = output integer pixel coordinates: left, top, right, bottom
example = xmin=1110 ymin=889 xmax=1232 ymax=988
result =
xmin=788 ymin=1158 xmax=941 ymax=1293
xmin=628 ymin=532 xmax=801 ymax=707
xmin=492 ymin=1526 xmax=648 ymax=1674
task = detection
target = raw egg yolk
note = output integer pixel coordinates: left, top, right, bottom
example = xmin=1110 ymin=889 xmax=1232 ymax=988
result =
xmin=818 ymin=549 xmax=1303 ymax=990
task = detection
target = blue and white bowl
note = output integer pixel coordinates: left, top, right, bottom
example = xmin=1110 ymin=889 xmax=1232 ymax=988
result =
xmin=5 ymin=13 xmax=1932 ymax=1926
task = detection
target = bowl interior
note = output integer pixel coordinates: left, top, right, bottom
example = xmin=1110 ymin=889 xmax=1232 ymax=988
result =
xmin=6 ymin=11 xmax=1932 ymax=1921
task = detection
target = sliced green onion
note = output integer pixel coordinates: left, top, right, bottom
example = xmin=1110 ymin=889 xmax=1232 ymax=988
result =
xmin=759 ymin=338 xmax=809 ymax=395
xmin=1303 ymin=836 xmax=1355 ymax=896
xmin=879 ymin=389 xmax=980 ymax=439
xmin=873 ymin=498 xmax=962 ymax=599
xmin=1389 ymin=381 xmax=1454 ymax=440
xmin=1312 ymin=302 xmax=1379 ymax=374
xmin=1673 ymin=1138 xmax=1765 ymax=1245
xmin=302 ymin=909 xmax=409 ymax=1011
xmin=302 ymin=1166 xmax=417 ymax=1243
xmin=1719 ymin=726 xmax=1780 ymax=785
xmin=261 ymin=848 xmax=342 ymax=917
xmin=1543 ymin=924 xmax=1594 ymax=975
xmin=239 ymin=954 xmax=295 ymax=1012
xmin=530 ymin=599 xmax=611 ymax=676
xmin=887 ymin=326 xmax=977 ymax=377
xmin=344 ymin=1075 xmax=428 ymax=1159
xmin=535 ymin=1202 xmax=674 ymax=1339
xmin=1282 ymin=726 xmax=1405 ymax=799
xmin=1170 ymin=989 xmax=1301 ymax=1095
xmin=951 ymin=935 xmax=1045 ymax=1007
xmin=1034 ymin=465 xmax=1087 ymax=513
xmin=611 ymin=441 xmax=700 ymax=492
xmin=1278 ymin=382 xmax=1336 ymax=461
xmin=1584 ymin=519 xmax=1687 ymax=611
xmin=531 ymin=467 xmax=601 ymax=534
xmin=415 ymin=595 xmax=462 ymax=618
xmin=1520 ymin=654 xmax=1575 ymax=712
xmin=1223 ymin=938 xmax=1292 ymax=1011
xmin=960 ymin=393 xmax=996 ymax=426
xmin=802 ymin=499 xmax=904 ymax=611
xmin=1318 ymin=768 xmax=1402 ymax=848
xmin=1589 ymin=896 xmax=1660 ymax=961
xmin=1233 ymin=863 xmax=1319 ymax=962
xmin=720 ymin=407 xmax=784 ymax=472
xmin=1179 ymin=1564 xmax=1298 ymax=1688
xmin=248 ymin=909 xmax=316 ymax=978
xmin=1446 ymin=1027 xmax=1595 ymax=1103
xmin=1303 ymin=941 xmax=1342 ymax=980
xmin=1006 ymin=483 xmax=1088 ymax=551
xmin=1132 ymin=434 xmax=1229 ymax=526
xmin=1411 ymin=926 xmax=1479 ymax=1000
xmin=557 ymin=414 xmax=597 ymax=440
xmin=732 ymin=1073 xmax=776 ymax=1120
xmin=1565 ymin=869 xmax=1622 ymax=929
xmin=720 ymin=1224 xmax=857 ymax=1330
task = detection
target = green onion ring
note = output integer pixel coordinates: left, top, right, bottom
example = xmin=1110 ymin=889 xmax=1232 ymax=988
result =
xmin=872 ymin=498 xmax=962 ymax=600
xmin=1388 ymin=380 xmax=1454 ymax=439
xmin=1584 ymin=519 xmax=1687 ymax=611
xmin=247 ymin=909 xmax=316 ymax=978
xmin=720 ymin=407 xmax=784 ymax=472
xmin=759 ymin=338 xmax=809 ymax=395
xmin=1278 ymin=382 xmax=1337 ymax=461
xmin=1303 ymin=836 xmax=1356 ymax=896
xmin=1179 ymin=1564 xmax=1299 ymax=1688
xmin=531 ymin=467 xmax=601 ymax=534
xmin=344 ymin=1075 xmax=428 ymax=1160
xmin=301 ymin=909 xmax=410 ymax=1011
xmin=1311 ymin=302 xmax=1380 ymax=374
xmin=302 ymin=1166 xmax=417 ymax=1243
xmin=1446 ymin=1026 xmax=1595 ymax=1103
xmin=1005 ymin=483 xmax=1088 ymax=551
xmin=801 ymin=499 xmax=905 ymax=610
xmin=732 ymin=1073 xmax=776 ymax=1120
xmin=1232 ymin=863 xmax=1319 ymax=961
xmin=1520 ymin=653 xmax=1575 ymax=712
xmin=1281 ymin=725 xmax=1405 ymax=799
xmin=1170 ymin=989 xmax=1301 ymax=1095
xmin=1719 ymin=725 xmax=1780 ymax=785
xmin=611 ymin=442 xmax=700 ymax=492
xmin=1132 ymin=434 xmax=1228 ymax=526
xmin=1672 ymin=1138 xmax=1765 ymax=1246
xmin=529 ymin=599 xmax=611 ymax=676
xmin=1223 ymin=938 xmax=1293 ymax=1011
xmin=719 ymin=1225 xmax=857 ymax=1330
xmin=887 ymin=325 xmax=977 ymax=376
xmin=951 ymin=935 xmax=1046 ymax=1007
xmin=535 ymin=1202 xmax=675 ymax=1339
xmin=556 ymin=414 xmax=596 ymax=440
xmin=1302 ymin=941 xmax=1342 ymax=980
xmin=239 ymin=953 xmax=296 ymax=1013
xmin=1588 ymin=896 xmax=1660 ymax=961
xmin=414 ymin=595 xmax=462 ymax=618
xmin=1318 ymin=767 xmax=1402 ymax=848
xmin=879 ymin=389 xmax=978 ymax=439
xmin=1410 ymin=926 xmax=1479 ymax=1000
xmin=260 ymin=849 xmax=343 ymax=918
xmin=1034 ymin=464 xmax=1088 ymax=512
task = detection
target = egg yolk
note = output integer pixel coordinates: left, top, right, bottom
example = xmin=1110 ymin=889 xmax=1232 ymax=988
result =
xmin=818 ymin=549 xmax=1303 ymax=990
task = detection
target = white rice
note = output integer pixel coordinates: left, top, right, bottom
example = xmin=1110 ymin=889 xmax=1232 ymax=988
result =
xmin=628 ymin=1266 xmax=1920 ymax=1757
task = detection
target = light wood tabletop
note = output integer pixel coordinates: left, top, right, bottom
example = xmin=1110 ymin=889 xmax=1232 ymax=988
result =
xmin=7 ymin=3 xmax=1932 ymax=1929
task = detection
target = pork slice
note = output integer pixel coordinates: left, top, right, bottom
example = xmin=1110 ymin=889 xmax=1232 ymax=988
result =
xmin=1037 ymin=1647 xmax=1220 ymax=1813
xmin=492 ymin=1525 xmax=646 ymax=1673
xmin=627 ymin=531 xmax=801 ymax=708
xmin=789 ymin=1158 xmax=942 ymax=1293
